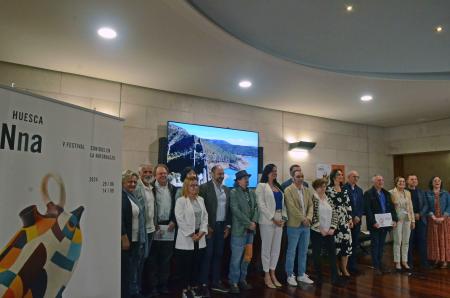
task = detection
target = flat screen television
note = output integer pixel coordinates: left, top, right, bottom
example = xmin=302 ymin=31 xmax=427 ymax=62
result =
xmin=167 ymin=121 xmax=259 ymax=188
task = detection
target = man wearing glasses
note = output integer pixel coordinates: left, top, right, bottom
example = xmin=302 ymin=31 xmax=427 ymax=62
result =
xmin=343 ymin=170 xmax=364 ymax=274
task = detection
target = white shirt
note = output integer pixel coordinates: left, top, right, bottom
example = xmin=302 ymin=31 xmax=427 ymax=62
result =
xmin=129 ymin=198 xmax=140 ymax=242
xmin=297 ymin=187 xmax=305 ymax=217
xmin=155 ymin=181 xmax=172 ymax=222
xmin=143 ymin=183 xmax=156 ymax=233
xmin=214 ymin=182 xmax=227 ymax=222
xmin=319 ymin=198 xmax=332 ymax=231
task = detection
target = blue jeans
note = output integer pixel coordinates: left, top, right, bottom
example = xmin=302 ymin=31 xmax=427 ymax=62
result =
xmin=285 ymin=226 xmax=310 ymax=276
xmin=228 ymin=232 xmax=254 ymax=284
xmin=199 ymin=221 xmax=226 ymax=285
xmin=348 ymin=223 xmax=361 ymax=271
xmin=370 ymin=228 xmax=388 ymax=270
xmin=129 ymin=242 xmax=146 ymax=295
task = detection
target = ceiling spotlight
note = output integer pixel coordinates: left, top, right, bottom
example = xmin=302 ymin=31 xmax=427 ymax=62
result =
xmin=360 ymin=95 xmax=373 ymax=102
xmin=435 ymin=26 xmax=443 ymax=33
xmin=239 ymin=80 xmax=252 ymax=88
xmin=346 ymin=5 xmax=353 ymax=12
xmin=97 ymin=27 xmax=117 ymax=39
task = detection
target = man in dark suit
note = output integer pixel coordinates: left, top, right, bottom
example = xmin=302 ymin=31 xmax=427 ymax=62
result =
xmin=343 ymin=170 xmax=364 ymax=274
xmin=364 ymin=175 xmax=398 ymax=274
xmin=198 ymin=165 xmax=231 ymax=296
xmin=406 ymin=174 xmax=430 ymax=269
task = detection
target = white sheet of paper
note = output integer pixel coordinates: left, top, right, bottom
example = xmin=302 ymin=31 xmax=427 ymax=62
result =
xmin=375 ymin=213 xmax=393 ymax=227
xmin=153 ymin=224 xmax=175 ymax=241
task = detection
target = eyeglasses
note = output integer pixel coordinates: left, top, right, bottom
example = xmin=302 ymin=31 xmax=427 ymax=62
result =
xmin=352 ymin=176 xmax=360 ymax=179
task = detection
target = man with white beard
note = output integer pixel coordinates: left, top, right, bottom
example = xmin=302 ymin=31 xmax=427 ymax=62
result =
xmin=136 ymin=163 xmax=157 ymax=296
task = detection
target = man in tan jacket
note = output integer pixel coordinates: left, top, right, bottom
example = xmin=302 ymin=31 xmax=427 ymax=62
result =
xmin=284 ymin=170 xmax=314 ymax=286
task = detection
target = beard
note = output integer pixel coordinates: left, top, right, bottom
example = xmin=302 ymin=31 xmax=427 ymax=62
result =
xmin=143 ymin=176 xmax=153 ymax=184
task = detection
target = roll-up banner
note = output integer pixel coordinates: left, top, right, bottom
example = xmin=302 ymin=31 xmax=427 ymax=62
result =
xmin=0 ymin=85 xmax=123 ymax=297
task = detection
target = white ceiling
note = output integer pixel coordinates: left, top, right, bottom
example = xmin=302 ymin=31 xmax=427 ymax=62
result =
xmin=190 ymin=0 xmax=450 ymax=75
xmin=0 ymin=0 xmax=449 ymax=127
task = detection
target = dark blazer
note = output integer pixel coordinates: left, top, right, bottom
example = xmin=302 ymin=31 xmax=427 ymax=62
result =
xmin=407 ymin=188 xmax=428 ymax=224
xmin=199 ymin=180 xmax=231 ymax=228
xmin=343 ymin=183 xmax=364 ymax=219
xmin=364 ymin=187 xmax=398 ymax=230
xmin=121 ymin=190 xmax=133 ymax=241
xmin=151 ymin=181 xmax=177 ymax=225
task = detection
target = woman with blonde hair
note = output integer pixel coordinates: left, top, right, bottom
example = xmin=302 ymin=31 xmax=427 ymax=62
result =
xmin=121 ymin=170 xmax=148 ymax=298
xmin=390 ymin=176 xmax=415 ymax=271
xmin=175 ymin=177 xmax=208 ymax=298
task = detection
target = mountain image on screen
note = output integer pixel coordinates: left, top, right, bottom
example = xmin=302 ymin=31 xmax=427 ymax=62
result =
xmin=167 ymin=122 xmax=258 ymax=188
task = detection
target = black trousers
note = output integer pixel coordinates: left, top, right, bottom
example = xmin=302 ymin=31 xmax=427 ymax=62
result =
xmin=311 ymin=230 xmax=338 ymax=282
xmin=176 ymin=241 xmax=206 ymax=289
xmin=146 ymin=240 xmax=174 ymax=289
xmin=408 ymin=220 xmax=428 ymax=267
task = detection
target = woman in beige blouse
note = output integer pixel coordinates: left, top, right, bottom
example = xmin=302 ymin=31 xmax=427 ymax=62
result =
xmin=390 ymin=176 xmax=415 ymax=271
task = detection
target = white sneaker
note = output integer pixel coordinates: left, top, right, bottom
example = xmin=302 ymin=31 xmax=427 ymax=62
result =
xmin=287 ymin=274 xmax=298 ymax=286
xmin=297 ymin=274 xmax=314 ymax=284
xmin=297 ymin=273 xmax=309 ymax=281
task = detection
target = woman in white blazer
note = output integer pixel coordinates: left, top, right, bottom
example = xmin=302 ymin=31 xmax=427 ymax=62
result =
xmin=175 ymin=177 xmax=208 ymax=298
xmin=256 ymin=164 xmax=287 ymax=288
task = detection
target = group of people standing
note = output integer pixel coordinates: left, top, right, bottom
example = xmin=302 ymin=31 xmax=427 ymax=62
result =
xmin=121 ymin=162 xmax=450 ymax=298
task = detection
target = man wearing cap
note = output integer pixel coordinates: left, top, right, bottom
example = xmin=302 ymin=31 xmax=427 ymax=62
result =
xmin=228 ymin=170 xmax=259 ymax=294
xmin=198 ymin=165 xmax=231 ymax=296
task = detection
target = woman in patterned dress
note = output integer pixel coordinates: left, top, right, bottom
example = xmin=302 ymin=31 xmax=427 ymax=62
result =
xmin=424 ymin=176 xmax=450 ymax=268
xmin=326 ymin=169 xmax=353 ymax=277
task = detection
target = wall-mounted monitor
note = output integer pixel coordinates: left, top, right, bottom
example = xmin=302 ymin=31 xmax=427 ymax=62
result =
xmin=167 ymin=121 xmax=259 ymax=188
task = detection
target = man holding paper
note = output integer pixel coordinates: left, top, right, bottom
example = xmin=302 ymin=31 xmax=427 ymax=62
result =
xmin=364 ymin=175 xmax=398 ymax=275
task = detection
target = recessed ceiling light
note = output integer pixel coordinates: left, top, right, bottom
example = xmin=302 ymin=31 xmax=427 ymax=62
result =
xmin=360 ymin=95 xmax=373 ymax=102
xmin=435 ymin=26 xmax=443 ymax=33
xmin=97 ymin=27 xmax=117 ymax=39
xmin=239 ymin=80 xmax=252 ymax=88
xmin=346 ymin=5 xmax=353 ymax=12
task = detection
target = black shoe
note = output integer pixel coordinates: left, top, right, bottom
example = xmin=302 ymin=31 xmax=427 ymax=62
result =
xmin=197 ymin=285 xmax=210 ymax=297
xmin=158 ymin=286 xmax=169 ymax=295
xmin=211 ymin=282 xmax=229 ymax=293
xmin=374 ymin=268 xmax=383 ymax=275
xmin=182 ymin=289 xmax=195 ymax=298
xmin=149 ymin=289 xmax=159 ymax=297
xmin=331 ymin=278 xmax=346 ymax=287
xmin=238 ymin=280 xmax=253 ymax=290
xmin=229 ymin=284 xmax=240 ymax=294
xmin=132 ymin=294 xmax=149 ymax=298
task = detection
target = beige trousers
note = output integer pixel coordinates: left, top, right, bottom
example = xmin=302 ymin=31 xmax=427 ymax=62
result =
xmin=393 ymin=220 xmax=411 ymax=263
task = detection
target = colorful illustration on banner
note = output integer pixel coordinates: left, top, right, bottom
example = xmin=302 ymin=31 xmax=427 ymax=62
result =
xmin=0 ymin=174 xmax=84 ymax=298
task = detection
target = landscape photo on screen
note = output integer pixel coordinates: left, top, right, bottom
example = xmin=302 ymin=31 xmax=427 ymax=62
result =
xmin=167 ymin=121 xmax=259 ymax=188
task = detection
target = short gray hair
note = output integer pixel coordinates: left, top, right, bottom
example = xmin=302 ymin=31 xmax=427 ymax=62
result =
xmin=372 ymin=174 xmax=383 ymax=183
xmin=122 ymin=170 xmax=139 ymax=183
